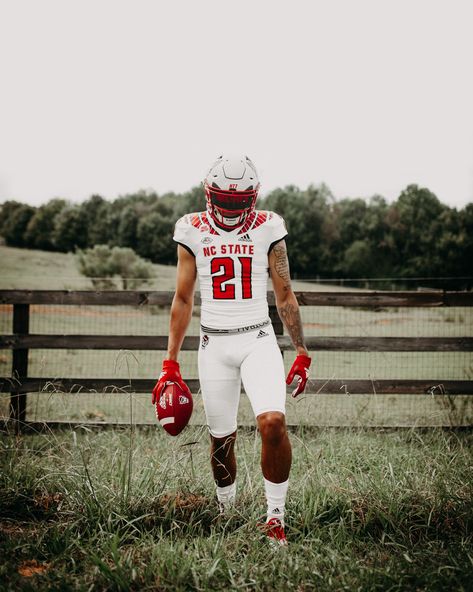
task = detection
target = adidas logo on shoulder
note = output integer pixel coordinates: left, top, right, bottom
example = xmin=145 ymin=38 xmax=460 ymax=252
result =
xmin=238 ymin=233 xmax=252 ymax=242
xmin=257 ymin=329 xmax=269 ymax=339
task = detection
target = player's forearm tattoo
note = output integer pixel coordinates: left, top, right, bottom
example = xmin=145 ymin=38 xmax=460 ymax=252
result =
xmin=279 ymin=302 xmax=305 ymax=349
xmin=273 ymin=242 xmax=305 ymax=349
xmin=272 ymin=242 xmax=291 ymax=290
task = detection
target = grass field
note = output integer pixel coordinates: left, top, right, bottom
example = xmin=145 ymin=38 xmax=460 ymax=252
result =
xmin=1 ymin=426 xmax=472 ymax=591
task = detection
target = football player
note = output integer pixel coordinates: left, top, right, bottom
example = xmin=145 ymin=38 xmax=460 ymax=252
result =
xmin=153 ymin=154 xmax=311 ymax=546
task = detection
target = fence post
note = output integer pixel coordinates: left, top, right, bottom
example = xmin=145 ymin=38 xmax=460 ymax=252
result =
xmin=10 ymin=303 xmax=30 ymax=432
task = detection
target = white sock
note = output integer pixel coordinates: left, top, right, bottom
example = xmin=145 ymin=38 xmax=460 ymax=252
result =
xmin=264 ymin=478 xmax=289 ymax=524
xmin=216 ymin=482 xmax=236 ymax=510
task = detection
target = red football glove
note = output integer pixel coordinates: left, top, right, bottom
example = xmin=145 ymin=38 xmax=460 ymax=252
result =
xmin=152 ymin=360 xmax=191 ymax=405
xmin=286 ymin=354 xmax=312 ymax=397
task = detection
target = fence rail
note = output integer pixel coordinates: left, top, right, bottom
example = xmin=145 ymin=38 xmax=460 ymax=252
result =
xmin=4 ymin=378 xmax=473 ymax=396
xmin=1 ymin=289 xmax=473 ymax=429
xmin=2 ymin=289 xmax=473 ymax=307
xmin=1 ymin=335 xmax=473 ymax=352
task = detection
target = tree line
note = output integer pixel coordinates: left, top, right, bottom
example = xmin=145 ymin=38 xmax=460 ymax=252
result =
xmin=1 ymin=184 xmax=472 ymax=288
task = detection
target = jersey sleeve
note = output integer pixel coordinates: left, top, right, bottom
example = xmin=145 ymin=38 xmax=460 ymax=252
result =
xmin=266 ymin=212 xmax=288 ymax=253
xmin=173 ymin=215 xmax=197 ymax=256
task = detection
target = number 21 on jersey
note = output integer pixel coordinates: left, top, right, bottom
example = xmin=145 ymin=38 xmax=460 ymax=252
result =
xmin=211 ymin=257 xmax=252 ymax=300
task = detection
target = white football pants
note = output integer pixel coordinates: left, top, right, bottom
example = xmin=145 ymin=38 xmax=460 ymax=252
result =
xmin=198 ymin=323 xmax=286 ymax=438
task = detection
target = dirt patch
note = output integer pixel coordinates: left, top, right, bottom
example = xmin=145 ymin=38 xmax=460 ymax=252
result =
xmin=373 ymin=317 xmax=409 ymax=325
xmin=0 ymin=304 xmax=148 ymax=318
xmin=18 ymin=559 xmax=50 ymax=577
xmin=30 ymin=305 xmax=145 ymax=318
xmin=34 ymin=492 xmax=63 ymax=513
xmin=160 ymin=492 xmax=209 ymax=512
xmin=0 ymin=520 xmax=41 ymax=537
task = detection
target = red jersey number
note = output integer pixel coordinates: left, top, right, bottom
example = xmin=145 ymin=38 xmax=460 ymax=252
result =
xmin=211 ymin=257 xmax=235 ymax=299
xmin=211 ymin=257 xmax=253 ymax=300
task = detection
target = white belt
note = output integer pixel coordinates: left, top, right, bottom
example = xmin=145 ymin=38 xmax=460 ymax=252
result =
xmin=200 ymin=318 xmax=271 ymax=335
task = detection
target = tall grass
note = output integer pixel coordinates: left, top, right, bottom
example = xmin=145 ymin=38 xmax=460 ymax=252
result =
xmin=1 ymin=427 xmax=472 ymax=591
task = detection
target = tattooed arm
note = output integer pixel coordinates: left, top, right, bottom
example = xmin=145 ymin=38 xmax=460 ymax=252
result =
xmin=268 ymin=240 xmax=309 ymax=356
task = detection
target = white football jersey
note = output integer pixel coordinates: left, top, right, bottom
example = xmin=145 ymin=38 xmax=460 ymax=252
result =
xmin=173 ymin=210 xmax=288 ymax=330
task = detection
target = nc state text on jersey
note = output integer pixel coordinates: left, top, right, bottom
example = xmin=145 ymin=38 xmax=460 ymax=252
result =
xmin=202 ymin=244 xmax=254 ymax=257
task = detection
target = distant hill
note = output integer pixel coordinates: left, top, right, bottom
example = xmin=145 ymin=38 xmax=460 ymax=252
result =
xmin=0 ymin=245 xmax=349 ymax=292
xmin=0 ymin=246 xmax=178 ymax=290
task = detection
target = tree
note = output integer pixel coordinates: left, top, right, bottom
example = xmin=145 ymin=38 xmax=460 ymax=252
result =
xmin=0 ymin=201 xmax=36 ymax=247
xmin=334 ymin=198 xmax=367 ymax=244
xmin=338 ymin=239 xmax=374 ymax=277
xmin=76 ymin=244 xmax=154 ymax=289
xmin=52 ymin=206 xmax=88 ymax=252
xmin=433 ymin=204 xmax=473 ymax=287
xmin=457 ymin=204 xmax=473 ymax=288
xmin=24 ymin=199 xmax=67 ymax=250
xmin=116 ymin=205 xmax=140 ymax=248
xmin=388 ymin=184 xmax=447 ymax=277
xmin=80 ymin=195 xmax=111 ymax=247
xmin=136 ymin=212 xmax=175 ymax=263
xmin=332 ymin=195 xmax=395 ymax=278
xmin=0 ymin=201 xmax=22 ymax=238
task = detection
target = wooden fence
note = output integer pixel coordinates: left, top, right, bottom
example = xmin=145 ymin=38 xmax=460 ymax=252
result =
xmin=1 ymin=289 xmax=473 ymax=429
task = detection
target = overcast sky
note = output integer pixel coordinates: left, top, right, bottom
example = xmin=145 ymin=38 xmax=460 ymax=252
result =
xmin=1 ymin=0 xmax=472 ymax=209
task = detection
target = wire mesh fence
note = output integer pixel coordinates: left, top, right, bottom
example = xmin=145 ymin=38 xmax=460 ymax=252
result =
xmin=1 ymin=292 xmax=472 ymax=427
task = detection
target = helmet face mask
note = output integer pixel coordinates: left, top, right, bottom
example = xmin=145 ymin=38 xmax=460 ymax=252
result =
xmin=206 ymin=185 xmax=258 ymax=229
xmin=204 ymin=154 xmax=260 ymax=230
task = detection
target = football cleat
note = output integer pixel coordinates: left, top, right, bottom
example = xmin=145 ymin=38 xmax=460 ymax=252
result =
xmin=155 ymin=381 xmax=193 ymax=436
xmin=203 ymin=154 xmax=260 ymax=230
xmin=263 ymin=518 xmax=288 ymax=547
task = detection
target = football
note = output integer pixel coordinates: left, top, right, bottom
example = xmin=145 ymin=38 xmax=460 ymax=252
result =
xmin=155 ymin=381 xmax=193 ymax=436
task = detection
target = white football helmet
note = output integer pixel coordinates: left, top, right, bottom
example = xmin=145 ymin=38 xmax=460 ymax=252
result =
xmin=204 ymin=154 xmax=260 ymax=230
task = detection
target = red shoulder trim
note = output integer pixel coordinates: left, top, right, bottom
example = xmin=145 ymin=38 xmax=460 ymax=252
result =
xmin=188 ymin=212 xmax=219 ymax=235
xmin=237 ymin=211 xmax=269 ymax=234
xmin=251 ymin=211 xmax=268 ymax=231
xmin=201 ymin=212 xmax=220 ymax=235
xmin=190 ymin=213 xmax=202 ymax=229
xmin=238 ymin=211 xmax=256 ymax=235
